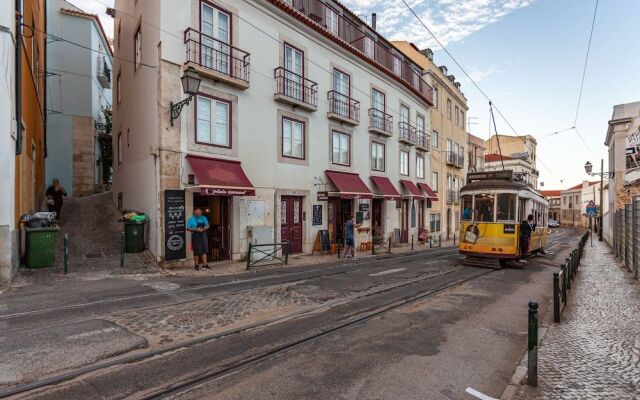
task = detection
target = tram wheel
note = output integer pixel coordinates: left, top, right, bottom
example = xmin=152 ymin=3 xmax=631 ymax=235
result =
xmin=498 ymin=259 xmax=508 ymax=268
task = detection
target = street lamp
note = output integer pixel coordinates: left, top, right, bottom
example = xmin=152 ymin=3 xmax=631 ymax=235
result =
xmin=584 ymin=159 xmax=615 ymax=241
xmin=170 ymin=67 xmax=201 ymax=126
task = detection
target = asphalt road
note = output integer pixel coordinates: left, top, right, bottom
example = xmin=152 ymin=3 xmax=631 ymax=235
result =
xmin=0 ymin=227 xmax=583 ymax=399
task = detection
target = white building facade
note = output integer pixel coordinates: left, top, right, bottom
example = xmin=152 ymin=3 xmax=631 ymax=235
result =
xmin=112 ymin=0 xmax=435 ymax=264
xmin=46 ymin=1 xmax=113 ymax=196
xmin=0 ymin=0 xmax=18 ymax=282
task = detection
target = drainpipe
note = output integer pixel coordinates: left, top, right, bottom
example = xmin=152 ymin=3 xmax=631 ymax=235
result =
xmin=15 ymin=0 xmax=22 ymax=155
xmin=43 ymin=0 xmax=47 ymax=158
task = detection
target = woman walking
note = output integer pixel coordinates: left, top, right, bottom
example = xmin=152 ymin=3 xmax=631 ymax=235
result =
xmin=187 ymin=208 xmax=211 ymax=271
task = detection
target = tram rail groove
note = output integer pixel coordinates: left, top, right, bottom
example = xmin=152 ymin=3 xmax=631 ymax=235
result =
xmin=0 ymin=267 xmax=467 ymax=399
xmin=0 ymin=247 xmax=461 ymax=321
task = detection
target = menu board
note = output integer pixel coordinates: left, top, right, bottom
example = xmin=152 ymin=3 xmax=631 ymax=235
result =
xmin=312 ymin=204 xmax=322 ymax=226
xmin=164 ymin=190 xmax=186 ymax=261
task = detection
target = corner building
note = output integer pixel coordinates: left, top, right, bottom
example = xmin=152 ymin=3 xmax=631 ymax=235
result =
xmin=112 ymin=0 xmax=434 ymax=264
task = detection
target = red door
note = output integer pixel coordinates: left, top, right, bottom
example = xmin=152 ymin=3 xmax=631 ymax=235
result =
xmin=281 ymin=196 xmax=303 ymax=253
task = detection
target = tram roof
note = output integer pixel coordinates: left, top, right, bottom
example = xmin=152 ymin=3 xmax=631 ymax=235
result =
xmin=460 ymin=179 xmax=545 ymax=198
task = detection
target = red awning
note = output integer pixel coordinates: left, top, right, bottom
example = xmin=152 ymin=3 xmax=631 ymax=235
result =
xmin=370 ymin=176 xmax=401 ymax=200
xmin=417 ymin=182 xmax=438 ymax=200
xmin=399 ymin=180 xmax=424 ymax=199
xmin=186 ymin=155 xmax=255 ymax=196
xmin=325 ymin=170 xmax=373 ymax=199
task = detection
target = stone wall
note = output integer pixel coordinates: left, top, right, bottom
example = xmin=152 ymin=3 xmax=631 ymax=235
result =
xmin=72 ymin=116 xmax=96 ymax=196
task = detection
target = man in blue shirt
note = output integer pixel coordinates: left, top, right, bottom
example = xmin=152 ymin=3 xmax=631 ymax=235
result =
xmin=344 ymin=215 xmax=355 ymax=260
xmin=187 ymin=208 xmax=211 ymax=271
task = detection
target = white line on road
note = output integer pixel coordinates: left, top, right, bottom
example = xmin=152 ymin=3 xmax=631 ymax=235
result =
xmin=369 ymin=268 xmax=406 ymax=277
xmin=66 ymin=327 xmax=121 ymax=340
xmin=465 ymin=387 xmax=498 ymax=400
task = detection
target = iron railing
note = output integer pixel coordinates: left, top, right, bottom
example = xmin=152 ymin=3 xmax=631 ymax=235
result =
xmin=327 ymin=90 xmax=359 ymax=122
xmin=246 ymin=242 xmax=289 ymax=269
xmin=446 ymin=190 xmax=460 ymax=204
xmin=612 ymin=196 xmax=640 ymax=279
xmin=274 ymin=67 xmax=318 ymax=108
xmin=368 ymin=108 xmax=393 ymax=134
xmin=398 ymin=121 xmax=416 ymax=144
xmin=97 ymin=55 xmax=111 ymax=88
xmin=415 ymin=130 xmax=430 ymax=150
xmin=446 ymin=151 xmax=464 ymax=168
xmin=184 ymin=28 xmax=250 ymax=83
xmin=280 ymin=0 xmax=433 ymax=105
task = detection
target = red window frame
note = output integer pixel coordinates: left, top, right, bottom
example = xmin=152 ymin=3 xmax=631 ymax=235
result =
xmin=331 ymin=129 xmax=351 ymax=167
xmin=194 ymin=93 xmax=233 ymax=149
xmin=371 ymin=141 xmax=385 ymax=172
xmin=281 ymin=115 xmax=306 ymax=160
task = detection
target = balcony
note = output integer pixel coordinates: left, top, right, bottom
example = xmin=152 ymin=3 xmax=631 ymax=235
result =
xmin=327 ymin=90 xmax=359 ymax=125
xmin=447 ymin=190 xmax=460 ymax=204
xmin=184 ymin=28 xmax=250 ymax=90
xmin=446 ymin=151 xmax=464 ymax=168
xmin=279 ymin=0 xmax=433 ymax=106
xmin=398 ymin=122 xmax=416 ymax=145
xmin=97 ymin=56 xmax=111 ymax=88
xmin=274 ymin=67 xmax=318 ymax=111
xmin=415 ymin=130 xmax=430 ymax=151
xmin=368 ymin=109 xmax=393 ymax=136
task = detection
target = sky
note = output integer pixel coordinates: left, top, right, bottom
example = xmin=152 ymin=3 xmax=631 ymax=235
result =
xmin=71 ymin=0 xmax=640 ymax=190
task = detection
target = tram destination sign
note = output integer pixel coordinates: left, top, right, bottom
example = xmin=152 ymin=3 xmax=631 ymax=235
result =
xmin=467 ymin=170 xmax=514 ymax=182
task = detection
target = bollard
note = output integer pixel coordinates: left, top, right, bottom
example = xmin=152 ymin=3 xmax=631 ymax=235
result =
xmin=120 ymin=232 xmax=125 ymax=268
xmin=337 ymin=242 xmax=341 ymax=259
xmin=247 ymin=243 xmax=252 ymax=270
xmin=372 ymin=239 xmax=375 ymax=255
xmin=64 ymin=233 xmax=69 ymax=275
xmin=411 ymin=235 xmax=414 ymax=251
xmin=553 ymin=272 xmax=560 ymax=323
xmin=561 ymin=263 xmax=568 ymax=304
xmin=566 ymin=258 xmax=572 ymax=290
xmin=284 ymin=242 xmax=289 ymax=265
xmin=388 ymin=237 xmax=391 ymax=253
xmin=527 ymin=301 xmax=539 ymax=387
xmin=429 ymin=236 xmax=432 ymax=248
xmin=453 ymin=233 xmax=456 ymax=246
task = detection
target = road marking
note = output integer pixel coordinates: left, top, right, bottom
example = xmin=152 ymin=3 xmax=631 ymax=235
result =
xmin=465 ymin=387 xmax=498 ymax=400
xmin=66 ymin=327 xmax=121 ymax=340
xmin=369 ymin=268 xmax=406 ymax=276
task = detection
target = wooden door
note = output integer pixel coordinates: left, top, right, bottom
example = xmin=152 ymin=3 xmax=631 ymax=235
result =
xmin=401 ymin=200 xmax=409 ymax=243
xmin=281 ymin=196 xmax=303 ymax=253
xmin=372 ymin=199 xmax=383 ymax=240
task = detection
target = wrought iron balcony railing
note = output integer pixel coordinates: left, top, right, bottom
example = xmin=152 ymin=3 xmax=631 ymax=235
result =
xmin=97 ymin=56 xmax=111 ymax=88
xmin=327 ymin=90 xmax=359 ymax=123
xmin=398 ymin=121 xmax=416 ymax=145
xmin=184 ymin=28 xmax=250 ymax=83
xmin=274 ymin=66 xmax=318 ymax=109
xmin=368 ymin=108 xmax=393 ymax=135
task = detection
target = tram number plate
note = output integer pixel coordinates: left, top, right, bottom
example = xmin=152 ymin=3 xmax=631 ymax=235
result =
xmin=503 ymin=224 xmax=516 ymax=234
xmin=465 ymin=230 xmax=477 ymax=243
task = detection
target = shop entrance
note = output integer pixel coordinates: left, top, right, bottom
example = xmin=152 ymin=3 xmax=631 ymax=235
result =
xmin=371 ymin=199 xmax=384 ymax=240
xmin=329 ymin=198 xmax=353 ymax=244
xmin=400 ymin=199 xmax=409 ymax=243
xmin=280 ymin=196 xmax=303 ymax=254
xmin=194 ymin=193 xmax=231 ymax=261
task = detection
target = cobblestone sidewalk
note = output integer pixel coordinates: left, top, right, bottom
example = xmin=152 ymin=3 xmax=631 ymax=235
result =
xmin=515 ymin=239 xmax=640 ymax=400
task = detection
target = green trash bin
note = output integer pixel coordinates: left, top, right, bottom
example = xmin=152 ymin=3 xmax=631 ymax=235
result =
xmin=124 ymin=220 xmax=146 ymax=253
xmin=25 ymin=226 xmax=60 ymax=268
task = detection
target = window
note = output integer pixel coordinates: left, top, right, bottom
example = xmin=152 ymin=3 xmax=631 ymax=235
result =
xmin=371 ymin=89 xmax=385 ymax=130
xmin=432 ymin=130 xmax=439 ymax=149
xmin=460 ymin=111 xmax=465 ymax=129
xmin=400 ymin=104 xmax=409 ymax=124
xmin=461 ymin=195 xmax=473 ymax=221
xmin=474 ymin=194 xmax=495 ymax=222
xmin=455 ymin=105 xmax=459 ymax=125
xmin=371 ymin=142 xmax=385 ymax=171
xmin=116 ymin=71 xmax=122 ymax=104
xmin=134 ymin=24 xmax=141 ymax=69
xmin=196 ymin=96 xmax=230 ymax=147
xmin=201 ymin=3 xmax=231 ymax=74
xmin=332 ymin=131 xmax=350 ymax=165
xmin=432 ymin=171 xmax=439 ymax=192
xmin=363 ymin=35 xmax=374 ymax=58
xmin=117 ymin=132 xmax=122 ymax=164
xmin=447 ymin=98 xmax=452 ymax=119
xmin=497 ymin=193 xmax=516 ymax=221
xmin=326 ymin=7 xmax=339 ymax=35
xmin=284 ymin=43 xmax=304 ymax=100
xmin=393 ymin=55 xmax=402 ymax=76
xmin=433 ymin=86 xmax=438 ymax=109
xmin=416 ymin=155 xmax=424 ymax=179
xmin=400 ymin=150 xmax=409 ymax=176
xmin=430 ymin=213 xmax=441 ymax=232
xmin=333 ymin=69 xmax=350 ymax=117
xmin=416 ymin=114 xmax=425 ymax=133
xmin=563 ymin=196 xmax=567 ymax=205
xmin=282 ymin=117 xmax=304 ymax=159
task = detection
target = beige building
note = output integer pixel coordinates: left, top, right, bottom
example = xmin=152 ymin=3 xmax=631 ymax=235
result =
xmin=560 ymin=181 xmax=607 ymax=228
xmin=540 ymin=190 xmax=561 ymax=221
xmin=392 ymin=43 xmax=468 ymax=239
xmin=468 ymin=133 xmax=485 ymax=172
xmin=484 ymin=134 xmax=538 ymax=189
xmin=604 ymin=101 xmax=640 ymax=244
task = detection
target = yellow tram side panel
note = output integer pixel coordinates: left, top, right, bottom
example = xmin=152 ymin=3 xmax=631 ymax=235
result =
xmin=458 ymin=223 xmax=550 ymax=258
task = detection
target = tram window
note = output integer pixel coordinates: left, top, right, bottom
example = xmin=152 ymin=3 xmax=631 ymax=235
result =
xmin=461 ymin=195 xmax=473 ymax=221
xmin=496 ymin=193 xmax=516 ymax=221
xmin=474 ymin=194 xmax=494 ymax=222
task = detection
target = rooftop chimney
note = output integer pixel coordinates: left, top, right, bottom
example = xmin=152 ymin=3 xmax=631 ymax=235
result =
xmin=439 ymin=66 xmax=448 ymax=75
xmin=419 ymin=48 xmax=434 ymax=61
xmin=447 ymin=74 xmax=455 ymax=82
xmin=371 ymin=13 xmax=377 ymax=30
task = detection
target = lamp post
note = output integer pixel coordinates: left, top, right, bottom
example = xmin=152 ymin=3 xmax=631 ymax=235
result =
xmin=170 ymin=67 xmax=201 ymax=127
xmin=584 ymin=160 xmax=614 ymax=241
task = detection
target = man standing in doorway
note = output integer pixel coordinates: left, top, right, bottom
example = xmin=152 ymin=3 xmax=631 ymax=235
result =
xmin=518 ymin=214 xmax=536 ymax=264
xmin=344 ymin=215 xmax=356 ymax=260
xmin=187 ymin=208 xmax=211 ymax=271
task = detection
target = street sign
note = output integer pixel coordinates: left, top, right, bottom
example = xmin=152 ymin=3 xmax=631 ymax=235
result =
xmin=586 ymin=206 xmax=599 ymax=217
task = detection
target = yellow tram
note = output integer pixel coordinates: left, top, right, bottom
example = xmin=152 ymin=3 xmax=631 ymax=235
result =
xmin=458 ymin=170 xmax=550 ymax=267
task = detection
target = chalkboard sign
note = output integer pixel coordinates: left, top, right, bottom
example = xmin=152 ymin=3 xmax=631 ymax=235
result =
xmin=319 ymin=230 xmax=330 ymax=252
xmin=312 ymin=204 xmax=322 ymax=226
xmin=356 ymin=211 xmax=364 ymax=224
xmin=164 ymin=190 xmax=186 ymax=261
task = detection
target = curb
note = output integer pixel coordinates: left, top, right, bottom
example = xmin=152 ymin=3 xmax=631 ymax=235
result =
xmin=500 ymin=325 xmax=549 ymax=400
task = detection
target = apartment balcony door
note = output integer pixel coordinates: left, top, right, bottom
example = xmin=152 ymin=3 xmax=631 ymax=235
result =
xmin=284 ymin=44 xmax=304 ymax=101
xmin=333 ymin=69 xmax=350 ymax=117
xmin=280 ymin=196 xmax=303 ymax=254
xmin=201 ymin=4 xmax=230 ymax=74
xmin=371 ymin=89 xmax=385 ymax=129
